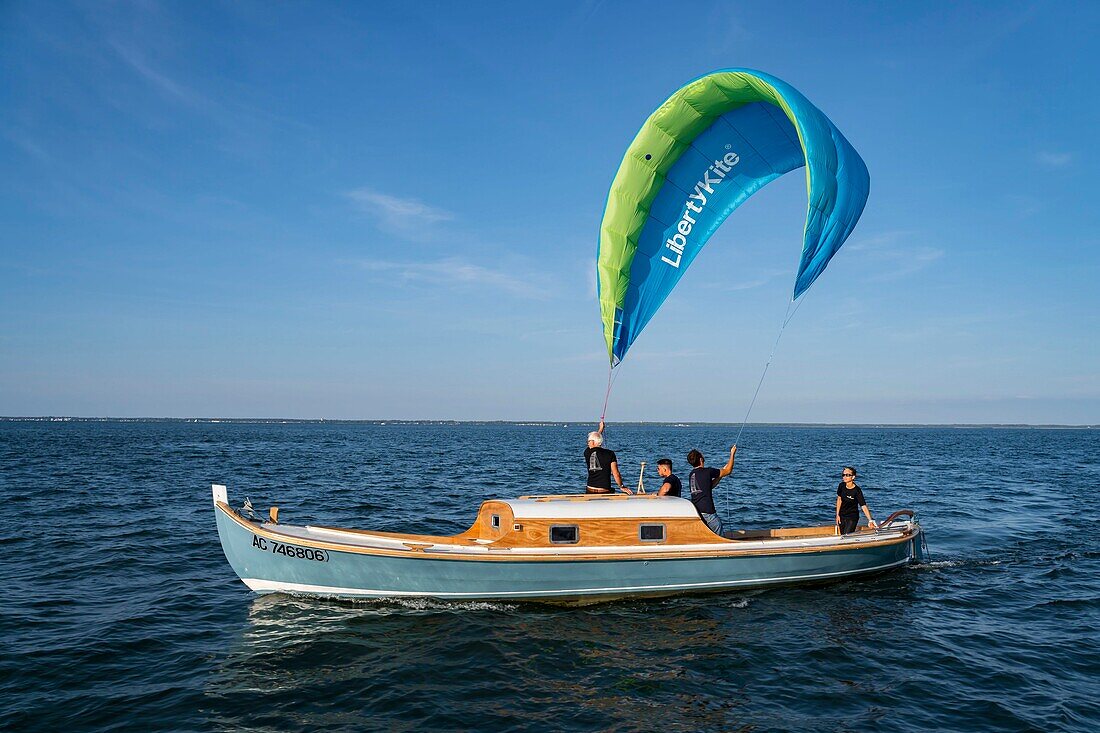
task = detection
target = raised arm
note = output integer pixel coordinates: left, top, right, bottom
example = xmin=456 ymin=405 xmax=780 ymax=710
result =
xmin=717 ymin=445 xmax=737 ymax=479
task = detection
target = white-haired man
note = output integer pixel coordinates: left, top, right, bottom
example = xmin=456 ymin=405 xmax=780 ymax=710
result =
xmin=585 ymin=420 xmax=630 ymax=494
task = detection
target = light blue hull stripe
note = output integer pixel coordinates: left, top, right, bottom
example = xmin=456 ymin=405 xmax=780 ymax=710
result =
xmin=242 ymin=558 xmax=912 ymax=599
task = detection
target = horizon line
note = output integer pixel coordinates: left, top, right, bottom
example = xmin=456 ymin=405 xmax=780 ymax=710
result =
xmin=0 ymin=416 xmax=1094 ymax=428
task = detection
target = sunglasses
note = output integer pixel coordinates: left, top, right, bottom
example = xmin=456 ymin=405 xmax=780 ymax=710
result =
xmin=842 ymin=472 xmax=854 ymax=477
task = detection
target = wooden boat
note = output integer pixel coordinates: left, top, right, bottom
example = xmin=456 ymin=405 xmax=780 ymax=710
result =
xmin=212 ymin=484 xmax=925 ymax=604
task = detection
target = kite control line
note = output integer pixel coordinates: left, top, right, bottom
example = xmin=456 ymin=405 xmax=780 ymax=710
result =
xmin=599 ymin=364 xmax=614 ymax=423
xmin=732 ymin=295 xmax=805 ymax=446
xmin=725 ymin=295 xmax=807 ymax=525
xmin=599 ymin=361 xmax=627 ymax=423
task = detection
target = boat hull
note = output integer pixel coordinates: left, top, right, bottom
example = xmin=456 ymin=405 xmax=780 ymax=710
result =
xmin=214 ymin=502 xmax=921 ymax=604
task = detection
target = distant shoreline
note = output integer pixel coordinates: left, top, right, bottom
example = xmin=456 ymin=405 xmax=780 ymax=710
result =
xmin=0 ymin=417 xmax=1093 ymax=428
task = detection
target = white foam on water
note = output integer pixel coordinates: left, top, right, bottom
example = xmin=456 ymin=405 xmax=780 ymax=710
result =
xmin=348 ymin=596 xmax=519 ymax=613
xmin=918 ymin=558 xmax=1004 ymax=571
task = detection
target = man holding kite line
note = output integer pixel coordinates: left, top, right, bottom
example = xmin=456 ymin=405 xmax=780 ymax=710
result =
xmin=687 ymin=446 xmax=737 ymax=536
xmin=585 ymin=421 xmax=631 ymax=494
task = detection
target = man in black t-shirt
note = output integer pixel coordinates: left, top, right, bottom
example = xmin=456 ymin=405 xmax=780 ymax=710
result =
xmin=687 ymin=445 xmax=737 ymax=535
xmin=584 ymin=421 xmax=630 ymax=494
xmin=655 ymin=458 xmax=682 ymax=497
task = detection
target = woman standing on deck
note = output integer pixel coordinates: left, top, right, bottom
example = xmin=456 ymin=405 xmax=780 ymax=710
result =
xmin=836 ymin=467 xmax=878 ymax=534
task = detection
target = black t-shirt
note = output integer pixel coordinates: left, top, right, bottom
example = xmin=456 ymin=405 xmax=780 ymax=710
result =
xmin=584 ymin=446 xmax=617 ymax=490
xmin=689 ymin=467 xmax=721 ymax=514
xmin=660 ymin=473 xmax=682 ymax=498
xmin=837 ymin=482 xmax=866 ymax=517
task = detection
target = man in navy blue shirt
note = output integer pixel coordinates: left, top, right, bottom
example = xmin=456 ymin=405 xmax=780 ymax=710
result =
xmin=687 ymin=445 xmax=737 ymax=535
xmin=655 ymin=458 xmax=682 ymax=497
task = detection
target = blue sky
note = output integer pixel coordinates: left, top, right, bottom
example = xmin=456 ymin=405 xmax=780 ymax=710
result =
xmin=1 ymin=1 xmax=1097 ymax=423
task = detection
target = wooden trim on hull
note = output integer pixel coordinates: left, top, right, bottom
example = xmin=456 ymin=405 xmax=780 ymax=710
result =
xmin=216 ymin=501 xmax=918 ymax=563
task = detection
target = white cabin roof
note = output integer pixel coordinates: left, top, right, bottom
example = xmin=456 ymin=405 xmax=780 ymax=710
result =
xmin=502 ymin=496 xmax=700 ymax=520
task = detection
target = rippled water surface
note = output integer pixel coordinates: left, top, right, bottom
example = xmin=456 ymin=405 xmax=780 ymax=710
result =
xmin=2 ymin=421 xmax=1098 ymax=732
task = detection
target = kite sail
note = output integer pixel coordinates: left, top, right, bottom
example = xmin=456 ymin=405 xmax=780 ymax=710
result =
xmin=597 ymin=69 xmax=869 ymax=365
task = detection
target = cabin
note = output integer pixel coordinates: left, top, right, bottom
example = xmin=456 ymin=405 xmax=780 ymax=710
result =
xmin=462 ymin=494 xmax=728 ymax=549
xmin=463 ymin=494 xmax=858 ymax=549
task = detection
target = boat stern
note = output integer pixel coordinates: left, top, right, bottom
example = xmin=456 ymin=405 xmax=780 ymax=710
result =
xmin=911 ymin=520 xmax=928 ymax=563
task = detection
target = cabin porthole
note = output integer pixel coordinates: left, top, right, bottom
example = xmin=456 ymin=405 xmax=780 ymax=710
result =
xmin=550 ymin=525 xmax=580 ymax=544
xmin=639 ymin=524 xmax=666 ymax=542
xmin=491 ymin=514 xmax=500 ymax=529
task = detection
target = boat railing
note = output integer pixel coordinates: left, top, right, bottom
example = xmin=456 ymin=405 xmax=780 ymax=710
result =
xmin=878 ymin=509 xmax=916 ymax=529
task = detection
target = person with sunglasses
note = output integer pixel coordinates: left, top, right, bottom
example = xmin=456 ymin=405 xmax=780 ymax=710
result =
xmin=836 ymin=467 xmax=877 ymax=534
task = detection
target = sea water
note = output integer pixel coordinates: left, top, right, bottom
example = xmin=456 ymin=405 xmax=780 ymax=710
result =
xmin=1 ymin=421 xmax=1097 ymax=732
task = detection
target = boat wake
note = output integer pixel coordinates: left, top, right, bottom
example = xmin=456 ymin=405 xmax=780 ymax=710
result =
xmin=913 ymin=557 xmax=1003 ymax=571
xmin=348 ymin=597 xmax=521 ymax=613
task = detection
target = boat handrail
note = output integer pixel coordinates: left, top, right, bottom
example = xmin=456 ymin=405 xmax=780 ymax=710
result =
xmin=879 ymin=509 xmax=915 ymax=528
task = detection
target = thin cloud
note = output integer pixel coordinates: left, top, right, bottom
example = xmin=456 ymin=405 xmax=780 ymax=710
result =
xmin=846 ymin=230 xmax=944 ymax=282
xmin=723 ymin=268 xmax=789 ymax=291
xmin=954 ymin=4 xmax=1039 ymax=66
xmin=1 ymin=127 xmax=52 ymax=164
xmin=1006 ymin=194 xmax=1043 ymax=218
xmin=884 ymin=311 xmax=1002 ymax=343
xmin=703 ymin=4 xmax=752 ymax=54
xmin=865 ymin=246 xmax=944 ymax=282
xmin=98 ymin=18 xmax=294 ymax=139
xmin=356 ymin=257 xmax=549 ymax=299
xmin=518 ymin=328 xmax=584 ymax=342
xmin=346 ymin=188 xmax=454 ymax=238
xmin=622 ymin=347 xmax=708 ymax=361
xmin=550 ymin=350 xmax=610 ymax=365
xmin=1036 ymin=151 xmax=1074 ymax=168
xmin=108 ymin=38 xmax=206 ymax=108
xmin=845 ymin=230 xmax=914 ymax=252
